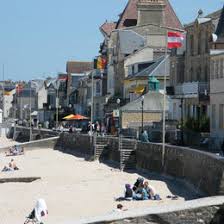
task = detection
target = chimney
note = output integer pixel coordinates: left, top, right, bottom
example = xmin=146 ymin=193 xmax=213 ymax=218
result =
xmin=137 ymin=0 xmax=166 ymax=26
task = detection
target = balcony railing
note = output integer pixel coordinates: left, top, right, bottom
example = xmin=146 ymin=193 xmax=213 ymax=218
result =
xmin=175 ymin=82 xmax=209 ymax=97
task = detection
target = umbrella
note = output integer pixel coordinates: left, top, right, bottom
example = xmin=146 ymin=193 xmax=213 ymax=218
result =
xmin=63 ymin=114 xmax=76 ymax=120
xmin=65 ymin=114 xmax=89 ymax=120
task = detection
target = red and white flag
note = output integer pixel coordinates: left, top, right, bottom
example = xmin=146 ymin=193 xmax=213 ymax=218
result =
xmin=167 ymin=32 xmax=184 ymax=49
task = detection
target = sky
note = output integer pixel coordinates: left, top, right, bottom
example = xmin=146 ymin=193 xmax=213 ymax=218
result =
xmin=0 ymin=0 xmax=223 ymax=81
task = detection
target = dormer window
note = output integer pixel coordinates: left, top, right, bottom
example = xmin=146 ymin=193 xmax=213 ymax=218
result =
xmin=123 ymin=19 xmax=137 ymax=27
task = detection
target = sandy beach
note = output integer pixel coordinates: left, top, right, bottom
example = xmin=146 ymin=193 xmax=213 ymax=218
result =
xmin=0 ymin=142 xmax=201 ymax=224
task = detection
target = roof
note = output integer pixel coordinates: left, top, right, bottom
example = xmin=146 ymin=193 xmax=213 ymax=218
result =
xmin=116 ymin=0 xmax=182 ymax=30
xmin=215 ymin=6 xmax=224 ymax=41
xmin=128 ymin=55 xmax=169 ymax=79
xmin=116 ymin=0 xmax=138 ymax=29
xmin=100 ymin=22 xmax=116 ymax=37
xmin=185 ymin=9 xmax=222 ymax=27
xmin=118 ymin=30 xmax=145 ymax=54
xmin=210 ymin=49 xmax=224 ymax=56
xmin=121 ymin=91 xmax=168 ymax=112
xmin=18 ymin=89 xmax=36 ymax=98
xmin=66 ymin=61 xmax=93 ymax=74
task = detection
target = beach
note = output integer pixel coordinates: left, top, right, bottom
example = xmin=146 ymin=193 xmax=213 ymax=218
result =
xmin=0 ymin=144 xmax=201 ymax=224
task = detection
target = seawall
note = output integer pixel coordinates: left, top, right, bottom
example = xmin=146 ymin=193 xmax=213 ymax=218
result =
xmin=56 ymin=133 xmax=224 ymax=196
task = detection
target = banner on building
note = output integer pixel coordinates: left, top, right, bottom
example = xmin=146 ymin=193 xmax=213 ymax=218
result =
xmin=94 ymin=56 xmax=107 ymax=70
xmin=167 ymin=32 xmax=184 ymax=49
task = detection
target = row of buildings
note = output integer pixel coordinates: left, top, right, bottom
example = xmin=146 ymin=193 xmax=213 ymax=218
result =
xmin=1 ymin=0 xmax=224 ymax=147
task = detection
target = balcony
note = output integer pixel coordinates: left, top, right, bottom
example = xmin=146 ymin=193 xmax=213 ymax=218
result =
xmin=175 ymin=82 xmax=209 ymax=101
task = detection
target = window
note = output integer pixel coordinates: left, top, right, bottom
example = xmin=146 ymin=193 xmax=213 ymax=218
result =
xmin=215 ymin=60 xmax=219 ymax=79
xmin=221 ymin=59 xmax=224 ymax=78
xmin=198 ymin=31 xmax=201 ymax=55
xmin=95 ymin=80 xmax=101 ymax=96
xmin=219 ymin=104 xmax=224 ymax=129
xmin=123 ymin=19 xmax=137 ymax=27
xmin=95 ymin=103 xmax=100 ymax=118
xmin=190 ymin=35 xmax=194 ymax=56
xmin=210 ymin=60 xmax=215 ymax=80
xmin=212 ymin=104 xmax=216 ymax=129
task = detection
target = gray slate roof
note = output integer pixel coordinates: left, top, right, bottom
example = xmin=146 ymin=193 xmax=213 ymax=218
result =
xmin=128 ymin=55 xmax=169 ymax=80
xmin=119 ymin=30 xmax=145 ymax=55
xmin=121 ymin=91 xmax=168 ymax=112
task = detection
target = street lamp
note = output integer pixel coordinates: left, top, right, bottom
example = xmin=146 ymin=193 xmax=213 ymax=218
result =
xmin=141 ymin=95 xmax=144 ymax=133
xmin=69 ymin=104 xmax=72 ymax=113
xmin=117 ymin=98 xmax=121 ymax=135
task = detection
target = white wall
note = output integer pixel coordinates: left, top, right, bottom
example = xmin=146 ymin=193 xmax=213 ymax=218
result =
xmin=4 ymin=89 xmax=15 ymax=118
xmin=124 ymin=47 xmax=154 ymax=77
xmin=0 ymin=110 xmax=2 ymax=123
xmin=37 ymin=85 xmax=47 ymax=109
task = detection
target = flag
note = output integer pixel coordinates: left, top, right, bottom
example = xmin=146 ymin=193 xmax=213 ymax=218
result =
xmin=94 ymin=56 xmax=107 ymax=70
xmin=167 ymin=32 xmax=184 ymax=49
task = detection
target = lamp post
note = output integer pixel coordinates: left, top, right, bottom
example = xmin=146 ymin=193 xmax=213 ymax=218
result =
xmin=90 ymin=71 xmax=94 ymax=137
xmin=117 ymin=98 xmax=121 ymax=135
xmin=141 ymin=95 xmax=144 ymax=133
xmin=69 ymin=104 xmax=72 ymax=113
xmin=180 ymin=98 xmax=184 ymax=146
xmin=29 ymin=85 xmax=32 ymax=141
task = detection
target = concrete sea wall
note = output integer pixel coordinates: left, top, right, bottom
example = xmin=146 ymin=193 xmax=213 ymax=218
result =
xmin=56 ymin=133 xmax=224 ymax=196
xmin=7 ymin=126 xmax=58 ymax=142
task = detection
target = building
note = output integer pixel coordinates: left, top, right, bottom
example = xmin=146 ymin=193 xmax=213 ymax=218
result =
xmin=100 ymin=0 xmax=182 ymax=99
xmin=66 ymin=61 xmax=94 ymax=103
xmin=170 ymin=9 xmax=222 ymax=122
xmin=120 ymin=91 xmax=168 ymax=129
xmin=124 ymin=55 xmax=170 ymax=101
xmin=210 ymin=6 xmax=224 ymax=148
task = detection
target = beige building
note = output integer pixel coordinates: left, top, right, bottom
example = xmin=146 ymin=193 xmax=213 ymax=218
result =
xmin=209 ymin=7 xmax=224 ymax=147
xmin=100 ymin=0 xmax=182 ymax=98
xmin=210 ymin=50 xmax=224 ymax=147
xmin=170 ymin=9 xmax=222 ymax=122
xmin=120 ymin=91 xmax=168 ymax=128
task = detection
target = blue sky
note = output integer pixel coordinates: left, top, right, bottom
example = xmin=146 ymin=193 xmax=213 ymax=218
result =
xmin=0 ymin=0 xmax=222 ymax=81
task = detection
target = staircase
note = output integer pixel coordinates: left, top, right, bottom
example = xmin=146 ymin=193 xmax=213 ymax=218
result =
xmin=119 ymin=136 xmax=137 ymax=171
xmin=94 ymin=136 xmax=109 ymax=160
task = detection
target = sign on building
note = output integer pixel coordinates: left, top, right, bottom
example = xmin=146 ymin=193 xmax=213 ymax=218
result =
xmin=113 ymin=109 xmax=120 ymax=118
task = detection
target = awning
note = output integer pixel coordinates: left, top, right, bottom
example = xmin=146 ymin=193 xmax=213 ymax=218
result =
xmin=129 ymin=85 xmax=145 ymax=94
xmin=63 ymin=114 xmax=76 ymax=120
xmin=63 ymin=114 xmax=89 ymax=121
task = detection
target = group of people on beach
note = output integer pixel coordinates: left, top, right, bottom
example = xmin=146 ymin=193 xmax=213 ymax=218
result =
xmin=120 ymin=177 xmax=161 ymax=201
xmin=5 ymin=145 xmax=24 ymax=156
xmin=2 ymin=158 xmax=19 ymax=172
xmin=1 ymin=145 xmax=23 ymax=172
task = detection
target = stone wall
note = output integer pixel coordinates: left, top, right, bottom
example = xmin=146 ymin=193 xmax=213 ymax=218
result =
xmin=55 ymin=133 xmax=93 ymax=156
xmin=0 ymin=137 xmax=59 ymax=153
xmin=136 ymin=142 xmax=224 ymax=196
xmin=8 ymin=126 xmax=58 ymax=142
xmin=56 ymin=134 xmax=224 ymax=196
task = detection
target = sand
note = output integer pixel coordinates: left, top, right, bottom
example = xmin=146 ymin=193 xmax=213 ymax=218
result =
xmin=0 ymin=145 xmax=201 ymax=224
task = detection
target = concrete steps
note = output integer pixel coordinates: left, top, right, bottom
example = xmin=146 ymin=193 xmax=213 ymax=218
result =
xmin=94 ymin=137 xmax=109 ymax=159
xmin=119 ymin=138 xmax=136 ymax=171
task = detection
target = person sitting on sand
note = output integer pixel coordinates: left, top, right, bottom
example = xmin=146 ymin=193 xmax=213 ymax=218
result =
xmin=2 ymin=165 xmax=13 ymax=172
xmin=124 ymin=184 xmax=133 ymax=200
xmin=144 ymin=181 xmax=161 ymax=200
xmin=5 ymin=145 xmax=24 ymax=156
xmin=133 ymin=177 xmax=144 ymax=192
xmin=9 ymin=159 xmax=19 ymax=170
